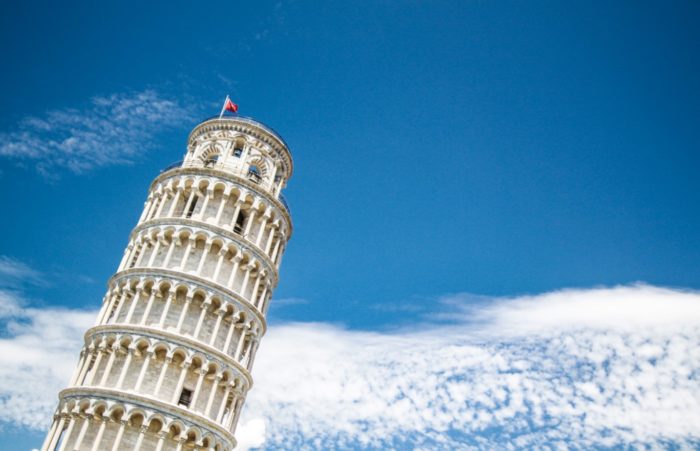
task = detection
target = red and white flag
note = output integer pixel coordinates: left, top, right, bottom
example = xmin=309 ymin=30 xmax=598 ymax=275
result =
xmin=219 ymin=96 xmax=239 ymax=118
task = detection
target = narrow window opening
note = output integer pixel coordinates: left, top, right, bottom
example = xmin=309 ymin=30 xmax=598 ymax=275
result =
xmin=86 ymin=355 xmax=96 ymax=372
xmin=233 ymin=148 xmax=242 ymax=157
xmin=128 ymin=249 xmax=140 ymax=269
xmin=178 ymin=388 xmax=193 ymax=408
xmin=107 ymin=303 xmax=117 ymax=322
xmin=222 ymin=397 xmax=234 ymax=423
xmin=234 ymin=212 xmax=246 ymax=234
xmin=186 ymin=195 xmax=199 ymax=219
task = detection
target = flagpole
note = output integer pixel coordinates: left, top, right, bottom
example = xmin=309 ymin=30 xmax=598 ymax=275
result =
xmin=219 ymin=95 xmax=229 ymax=119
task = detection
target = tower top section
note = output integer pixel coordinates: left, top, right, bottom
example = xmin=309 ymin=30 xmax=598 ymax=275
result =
xmin=181 ymin=116 xmax=294 ymax=197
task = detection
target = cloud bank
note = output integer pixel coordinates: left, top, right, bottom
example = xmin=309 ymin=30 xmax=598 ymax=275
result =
xmin=1 ymin=275 xmax=699 ymax=449
xmin=0 ymin=90 xmax=194 ymax=175
xmin=242 ymin=285 xmax=700 ymax=449
xmin=0 ymin=290 xmax=94 ymax=430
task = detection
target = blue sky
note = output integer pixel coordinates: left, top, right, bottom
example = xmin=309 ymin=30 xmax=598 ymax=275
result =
xmin=1 ymin=1 xmax=699 ymax=449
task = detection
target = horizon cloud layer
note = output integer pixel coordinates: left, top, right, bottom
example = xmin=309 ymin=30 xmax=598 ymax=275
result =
xmin=0 ymin=275 xmax=698 ymax=450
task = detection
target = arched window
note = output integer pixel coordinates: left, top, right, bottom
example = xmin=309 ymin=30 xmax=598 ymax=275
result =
xmin=248 ymin=165 xmax=262 ymax=183
xmin=233 ymin=139 xmax=244 ymax=157
xmin=204 ymin=154 xmax=219 ymax=168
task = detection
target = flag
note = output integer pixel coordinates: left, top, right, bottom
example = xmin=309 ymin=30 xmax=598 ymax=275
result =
xmin=225 ymin=98 xmax=238 ymax=113
xmin=219 ymin=96 xmax=239 ymax=118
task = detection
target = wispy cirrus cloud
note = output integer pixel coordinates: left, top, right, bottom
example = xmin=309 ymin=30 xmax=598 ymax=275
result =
xmin=269 ymin=297 xmax=310 ymax=308
xmin=0 ymin=255 xmax=44 ymax=288
xmin=0 ymin=90 xmax=194 ymax=176
xmin=1 ymin=270 xmax=699 ymax=449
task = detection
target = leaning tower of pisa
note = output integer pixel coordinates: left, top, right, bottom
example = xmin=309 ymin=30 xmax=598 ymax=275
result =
xmin=41 ymin=114 xmax=292 ymax=451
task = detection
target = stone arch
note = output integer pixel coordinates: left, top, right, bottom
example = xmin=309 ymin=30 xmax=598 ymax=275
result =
xmin=133 ymin=337 xmax=151 ymax=354
xmin=201 ymin=432 xmax=217 ymax=448
xmin=146 ymin=414 xmax=166 ymax=434
xmin=185 ymin=425 xmax=203 ymax=445
xmin=210 ymin=236 xmax=226 ymax=251
xmin=209 ymin=295 xmax=224 ymax=311
xmin=106 ymin=403 xmax=125 ymax=421
xmin=196 ymin=178 xmax=212 ymax=193
xmin=239 ymin=190 xmax=256 ymax=206
xmin=126 ymin=409 xmax=147 ymax=428
xmin=76 ymin=398 xmax=91 ymax=413
xmin=199 ymin=143 xmax=224 ymax=167
xmin=167 ymin=420 xmax=186 ymax=441
xmin=91 ymin=401 xmax=108 ymax=417
xmin=169 ymin=347 xmax=189 ymax=364
xmin=229 ymin=186 xmax=245 ymax=203
xmin=117 ymin=335 xmax=133 ymax=349
xmin=150 ymin=340 xmax=170 ymax=355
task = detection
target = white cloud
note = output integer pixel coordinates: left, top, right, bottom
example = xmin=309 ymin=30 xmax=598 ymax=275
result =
xmin=0 ymin=256 xmax=43 ymax=288
xmin=0 ymin=289 xmax=95 ymax=430
xmin=241 ymin=285 xmax=700 ymax=449
xmin=1 ymin=280 xmax=699 ymax=449
xmin=269 ymin=297 xmax=310 ymax=308
xmin=0 ymin=90 xmax=194 ymax=175
xmin=444 ymin=284 xmax=700 ymax=334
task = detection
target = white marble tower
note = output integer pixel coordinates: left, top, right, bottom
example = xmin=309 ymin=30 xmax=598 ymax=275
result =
xmin=41 ymin=114 xmax=293 ymax=450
